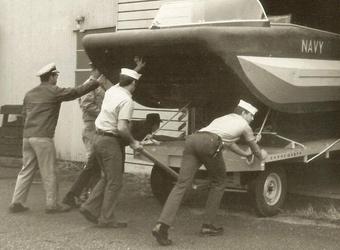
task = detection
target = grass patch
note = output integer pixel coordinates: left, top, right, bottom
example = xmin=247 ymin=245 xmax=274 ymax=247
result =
xmin=283 ymin=194 xmax=340 ymax=222
xmin=292 ymin=203 xmax=340 ymax=221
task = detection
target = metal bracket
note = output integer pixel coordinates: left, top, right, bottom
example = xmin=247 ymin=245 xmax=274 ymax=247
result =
xmin=305 ymin=138 xmax=340 ymax=164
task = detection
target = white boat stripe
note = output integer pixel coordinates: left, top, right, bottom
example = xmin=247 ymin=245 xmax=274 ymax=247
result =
xmin=238 ymin=56 xmax=340 ymax=87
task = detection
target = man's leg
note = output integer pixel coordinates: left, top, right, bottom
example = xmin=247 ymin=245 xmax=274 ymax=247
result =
xmin=30 ymin=137 xmax=59 ymax=210
xmin=81 ymin=177 xmax=105 ymax=221
xmin=153 ymin=137 xmax=200 ymax=245
xmin=80 ymin=134 xmax=112 ymax=223
xmin=63 ymin=151 xmax=100 ymax=206
xmin=82 ymin=121 xmax=96 ymax=158
xmin=158 ymin=151 xmax=199 ymax=226
xmin=97 ymin=137 xmax=123 ymax=225
xmin=200 ymin=152 xmax=227 ymax=235
xmin=10 ymin=138 xmax=38 ymax=210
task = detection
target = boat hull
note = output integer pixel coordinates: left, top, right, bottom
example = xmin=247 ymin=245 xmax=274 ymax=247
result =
xmin=83 ymin=23 xmax=340 ymax=114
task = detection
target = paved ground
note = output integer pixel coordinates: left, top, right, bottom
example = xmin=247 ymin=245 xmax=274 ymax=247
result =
xmin=2 ymin=162 xmax=340 ymax=250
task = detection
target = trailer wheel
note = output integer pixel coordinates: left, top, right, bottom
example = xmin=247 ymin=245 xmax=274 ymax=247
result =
xmin=150 ymin=165 xmax=177 ymax=204
xmin=249 ymin=167 xmax=287 ymax=217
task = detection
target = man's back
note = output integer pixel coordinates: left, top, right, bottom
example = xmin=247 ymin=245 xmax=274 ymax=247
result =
xmin=23 ymin=84 xmax=62 ymax=138
xmin=23 ymin=79 xmax=99 ymax=138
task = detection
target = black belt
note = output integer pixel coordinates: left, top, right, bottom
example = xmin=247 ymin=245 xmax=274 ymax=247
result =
xmin=96 ymin=129 xmax=118 ymax=138
xmin=196 ymin=131 xmax=223 ymax=158
xmin=196 ymin=131 xmax=221 ymax=141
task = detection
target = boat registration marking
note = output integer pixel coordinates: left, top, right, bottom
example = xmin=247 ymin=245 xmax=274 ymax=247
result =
xmin=301 ymin=39 xmax=324 ymax=54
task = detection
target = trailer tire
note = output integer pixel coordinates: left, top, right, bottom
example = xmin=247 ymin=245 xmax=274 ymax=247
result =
xmin=249 ymin=166 xmax=287 ymax=217
xmin=150 ymin=165 xmax=177 ymax=204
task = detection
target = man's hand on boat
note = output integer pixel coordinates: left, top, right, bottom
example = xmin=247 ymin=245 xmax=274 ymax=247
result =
xmin=130 ymin=140 xmax=143 ymax=152
xmin=255 ymin=133 xmax=262 ymax=142
xmin=259 ymin=149 xmax=268 ymax=160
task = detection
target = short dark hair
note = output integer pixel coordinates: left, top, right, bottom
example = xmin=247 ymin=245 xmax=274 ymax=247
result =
xmin=234 ymin=106 xmax=250 ymax=115
xmin=119 ymin=74 xmax=135 ymax=87
xmin=40 ymin=72 xmax=53 ymax=82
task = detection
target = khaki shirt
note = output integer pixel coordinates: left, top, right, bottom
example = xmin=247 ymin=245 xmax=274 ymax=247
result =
xmin=23 ymin=79 xmax=99 ymax=138
xmin=79 ymin=85 xmax=105 ymax=122
xmin=95 ymin=85 xmax=134 ymax=135
xmin=200 ymin=113 xmax=255 ymax=144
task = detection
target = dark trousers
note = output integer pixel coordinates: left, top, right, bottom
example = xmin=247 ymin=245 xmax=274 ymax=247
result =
xmin=82 ymin=134 xmax=125 ymax=224
xmin=158 ymin=132 xmax=227 ymax=226
xmin=68 ymin=152 xmax=101 ymax=197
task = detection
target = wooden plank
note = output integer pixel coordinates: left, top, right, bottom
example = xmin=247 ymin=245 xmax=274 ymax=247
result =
xmin=0 ymin=127 xmax=23 ymax=137
xmin=118 ymin=1 xmax=162 ymax=12
xmin=119 ymin=0 xmax=160 ymax=3
xmin=133 ymin=103 xmax=178 ymax=111
xmin=0 ymin=144 xmax=22 ymax=157
xmin=132 ymin=109 xmax=187 ymax=120
xmin=0 ymin=105 xmax=23 ymax=115
xmin=118 ymin=9 xmax=158 ymax=21
xmin=0 ymin=156 xmax=22 ymax=168
xmin=125 ymin=152 xmax=152 ymax=166
xmin=0 ymin=137 xmax=22 ymax=145
xmin=117 ymin=19 xmax=154 ymax=30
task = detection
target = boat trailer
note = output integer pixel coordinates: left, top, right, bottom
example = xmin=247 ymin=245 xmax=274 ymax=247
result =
xmin=137 ymin=106 xmax=340 ymax=217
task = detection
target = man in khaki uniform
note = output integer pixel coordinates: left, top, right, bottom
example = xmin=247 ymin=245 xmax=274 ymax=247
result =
xmin=152 ymin=100 xmax=267 ymax=246
xmin=80 ymin=62 xmax=145 ymax=228
xmin=9 ymin=63 xmax=101 ymax=214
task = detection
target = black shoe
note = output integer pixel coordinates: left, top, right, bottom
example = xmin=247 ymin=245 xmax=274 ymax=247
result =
xmin=152 ymin=223 xmax=172 ymax=246
xmin=62 ymin=193 xmax=79 ymax=208
xmin=199 ymin=224 xmax=224 ymax=236
xmin=96 ymin=221 xmax=128 ymax=228
xmin=79 ymin=208 xmax=98 ymax=224
xmin=45 ymin=204 xmax=72 ymax=214
xmin=9 ymin=203 xmax=29 ymax=213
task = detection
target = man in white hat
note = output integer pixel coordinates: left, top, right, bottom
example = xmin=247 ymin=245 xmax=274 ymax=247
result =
xmin=79 ymin=58 xmax=145 ymax=228
xmin=9 ymin=62 xmax=101 ymax=214
xmin=62 ymin=60 xmax=145 ymax=208
xmin=152 ymin=100 xmax=267 ymax=246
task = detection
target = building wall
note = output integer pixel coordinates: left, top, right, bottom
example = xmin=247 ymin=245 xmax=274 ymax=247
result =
xmin=0 ymin=0 xmax=116 ymax=161
xmin=117 ymin=0 xmax=162 ymax=31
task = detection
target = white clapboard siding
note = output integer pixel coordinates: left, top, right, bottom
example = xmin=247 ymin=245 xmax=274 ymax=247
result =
xmin=117 ymin=0 xmax=163 ymax=30
xmin=118 ymin=1 xmax=162 ymax=12
xmin=119 ymin=10 xmax=159 ymax=21
xmin=117 ymin=19 xmax=154 ymax=30
xmin=119 ymin=0 xmax=158 ymax=3
xmin=117 ymin=0 xmax=187 ymax=167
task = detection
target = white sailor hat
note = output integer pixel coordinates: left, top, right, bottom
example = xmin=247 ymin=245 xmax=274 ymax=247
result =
xmin=36 ymin=63 xmax=59 ymax=76
xmin=238 ymin=100 xmax=258 ymax=115
xmin=120 ymin=68 xmax=141 ymax=80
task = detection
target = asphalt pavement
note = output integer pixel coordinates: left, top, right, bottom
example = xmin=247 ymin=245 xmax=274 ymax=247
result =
xmin=1 ymin=164 xmax=340 ymax=250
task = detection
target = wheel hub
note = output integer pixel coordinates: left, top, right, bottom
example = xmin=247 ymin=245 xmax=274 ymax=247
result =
xmin=263 ymin=173 xmax=282 ymax=206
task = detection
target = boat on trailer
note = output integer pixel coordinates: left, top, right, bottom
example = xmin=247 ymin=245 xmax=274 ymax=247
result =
xmin=83 ymin=0 xmax=340 ymax=216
